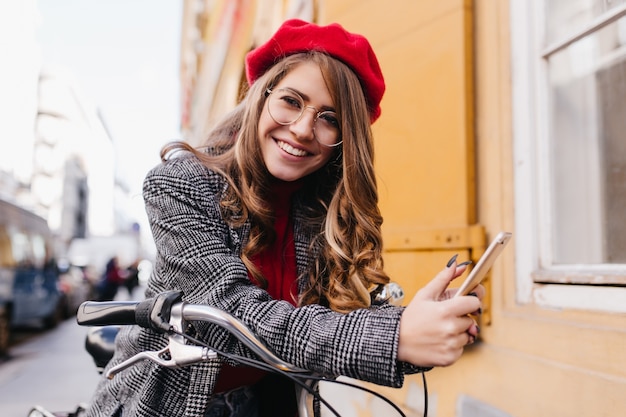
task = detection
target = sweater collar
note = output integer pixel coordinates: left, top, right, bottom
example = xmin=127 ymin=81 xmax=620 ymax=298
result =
xmin=268 ymin=179 xmax=304 ymax=216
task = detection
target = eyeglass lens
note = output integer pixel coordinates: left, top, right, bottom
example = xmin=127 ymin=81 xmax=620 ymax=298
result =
xmin=267 ymin=89 xmax=341 ymax=147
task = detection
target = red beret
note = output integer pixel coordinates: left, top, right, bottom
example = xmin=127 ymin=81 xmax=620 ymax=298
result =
xmin=245 ymin=19 xmax=385 ymax=123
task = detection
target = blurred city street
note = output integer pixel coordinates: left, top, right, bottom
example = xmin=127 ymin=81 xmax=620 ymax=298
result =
xmin=0 ymin=317 xmax=101 ymax=417
xmin=0 ymin=281 xmax=145 ymax=417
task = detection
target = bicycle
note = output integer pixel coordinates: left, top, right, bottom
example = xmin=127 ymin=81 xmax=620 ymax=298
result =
xmin=28 ymin=287 xmax=424 ymax=417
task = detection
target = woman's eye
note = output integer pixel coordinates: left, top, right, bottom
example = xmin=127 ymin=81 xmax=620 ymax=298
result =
xmin=319 ymin=112 xmax=339 ymax=129
xmin=281 ymin=95 xmax=302 ymax=109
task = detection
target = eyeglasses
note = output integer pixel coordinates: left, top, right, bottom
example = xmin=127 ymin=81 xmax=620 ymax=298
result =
xmin=266 ymin=88 xmax=342 ymax=147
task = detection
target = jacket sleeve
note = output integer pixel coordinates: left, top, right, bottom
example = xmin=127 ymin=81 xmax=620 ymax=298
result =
xmin=142 ymin=153 xmax=414 ymax=388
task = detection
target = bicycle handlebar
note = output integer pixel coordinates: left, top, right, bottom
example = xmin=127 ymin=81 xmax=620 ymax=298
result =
xmin=75 ymin=289 xmax=409 ymax=417
xmin=76 ymin=284 xmax=406 ymax=378
xmin=76 ymin=291 xmax=308 ymax=376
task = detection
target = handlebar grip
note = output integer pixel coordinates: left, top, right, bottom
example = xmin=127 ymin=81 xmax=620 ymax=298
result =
xmin=77 ymin=301 xmax=140 ymax=326
xmin=134 ymin=290 xmax=183 ymax=332
xmin=77 ymin=291 xmax=183 ymax=333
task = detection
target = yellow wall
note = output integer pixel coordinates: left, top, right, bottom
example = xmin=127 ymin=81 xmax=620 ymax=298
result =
xmin=321 ymin=0 xmax=483 ymax=297
xmin=321 ymin=1 xmax=626 ymax=417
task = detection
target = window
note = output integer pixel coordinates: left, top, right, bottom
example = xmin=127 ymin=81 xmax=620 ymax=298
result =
xmin=512 ymin=0 xmax=626 ymax=312
xmin=30 ymin=234 xmax=47 ymax=269
xmin=10 ymin=229 xmax=31 ymax=268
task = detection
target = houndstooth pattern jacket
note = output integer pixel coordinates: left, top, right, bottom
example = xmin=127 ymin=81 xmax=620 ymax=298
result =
xmin=85 ymin=152 xmax=419 ymax=417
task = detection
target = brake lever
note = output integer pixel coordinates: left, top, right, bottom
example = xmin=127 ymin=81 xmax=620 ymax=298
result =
xmin=105 ymin=346 xmax=168 ymax=379
xmin=106 ymin=302 xmax=218 ymax=379
xmin=105 ymin=340 xmax=217 ymax=379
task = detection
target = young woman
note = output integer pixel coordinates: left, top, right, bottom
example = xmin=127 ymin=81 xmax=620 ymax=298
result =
xmin=85 ymin=19 xmax=482 ymax=417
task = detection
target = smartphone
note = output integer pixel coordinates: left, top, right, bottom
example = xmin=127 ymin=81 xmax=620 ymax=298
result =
xmin=453 ymin=231 xmax=512 ymax=297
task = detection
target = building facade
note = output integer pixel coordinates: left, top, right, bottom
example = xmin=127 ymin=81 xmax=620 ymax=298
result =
xmin=0 ymin=1 xmax=145 ymax=267
xmin=180 ymin=0 xmax=626 ymax=416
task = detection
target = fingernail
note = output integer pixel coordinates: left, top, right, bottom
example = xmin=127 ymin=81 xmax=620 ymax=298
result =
xmin=457 ymin=261 xmax=472 ymax=267
xmin=446 ymin=254 xmax=459 ymax=267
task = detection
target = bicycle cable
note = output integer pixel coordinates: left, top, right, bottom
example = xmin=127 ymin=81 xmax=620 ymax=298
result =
xmin=171 ymin=327 xmax=342 ymax=417
xmin=422 ymin=370 xmax=428 ymax=417
xmin=171 ymin=326 xmax=412 ymax=417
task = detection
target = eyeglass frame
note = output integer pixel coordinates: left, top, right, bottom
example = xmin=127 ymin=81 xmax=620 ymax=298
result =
xmin=265 ymin=88 xmax=343 ymax=147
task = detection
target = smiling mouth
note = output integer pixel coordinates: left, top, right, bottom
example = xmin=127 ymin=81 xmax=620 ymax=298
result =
xmin=277 ymin=140 xmax=310 ymax=157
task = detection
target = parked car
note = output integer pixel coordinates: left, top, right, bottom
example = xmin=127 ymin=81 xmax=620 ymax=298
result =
xmin=57 ymin=261 xmax=96 ymax=317
xmin=0 ymin=199 xmax=64 ymax=354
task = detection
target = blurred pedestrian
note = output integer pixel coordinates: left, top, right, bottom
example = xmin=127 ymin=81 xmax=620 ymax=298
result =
xmin=96 ymin=256 xmax=126 ymax=301
xmin=124 ymin=259 xmax=141 ymax=299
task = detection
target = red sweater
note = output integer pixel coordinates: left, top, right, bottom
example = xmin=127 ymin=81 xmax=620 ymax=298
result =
xmin=214 ymin=180 xmax=302 ymax=393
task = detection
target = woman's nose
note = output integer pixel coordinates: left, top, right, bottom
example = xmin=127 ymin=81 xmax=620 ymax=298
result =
xmin=289 ymin=108 xmax=316 ymax=140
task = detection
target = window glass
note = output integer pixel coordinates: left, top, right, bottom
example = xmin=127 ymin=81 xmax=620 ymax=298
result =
xmin=10 ymin=230 xmax=32 ymax=267
xmin=546 ymin=0 xmax=626 ymax=43
xmin=547 ymin=16 xmax=626 ymax=264
xmin=31 ymin=234 xmax=47 ymax=268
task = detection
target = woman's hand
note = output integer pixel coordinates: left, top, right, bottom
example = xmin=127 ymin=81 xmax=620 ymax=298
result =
xmin=397 ymin=259 xmax=484 ymax=367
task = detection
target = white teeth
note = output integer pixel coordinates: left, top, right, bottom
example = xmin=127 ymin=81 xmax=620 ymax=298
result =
xmin=277 ymin=140 xmax=308 ymax=156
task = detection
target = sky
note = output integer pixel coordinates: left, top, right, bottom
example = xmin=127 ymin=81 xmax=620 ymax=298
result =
xmin=35 ymin=0 xmax=183 ymax=198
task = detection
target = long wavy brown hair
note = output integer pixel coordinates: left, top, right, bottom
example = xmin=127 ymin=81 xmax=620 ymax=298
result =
xmin=161 ymin=51 xmax=389 ymax=313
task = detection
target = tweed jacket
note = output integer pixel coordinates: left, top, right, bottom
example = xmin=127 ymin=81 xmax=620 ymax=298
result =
xmin=85 ymin=152 xmax=416 ymax=417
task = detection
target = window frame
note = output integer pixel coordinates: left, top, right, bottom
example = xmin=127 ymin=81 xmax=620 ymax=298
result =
xmin=510 ymin=0 xmax=626 ymax=313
